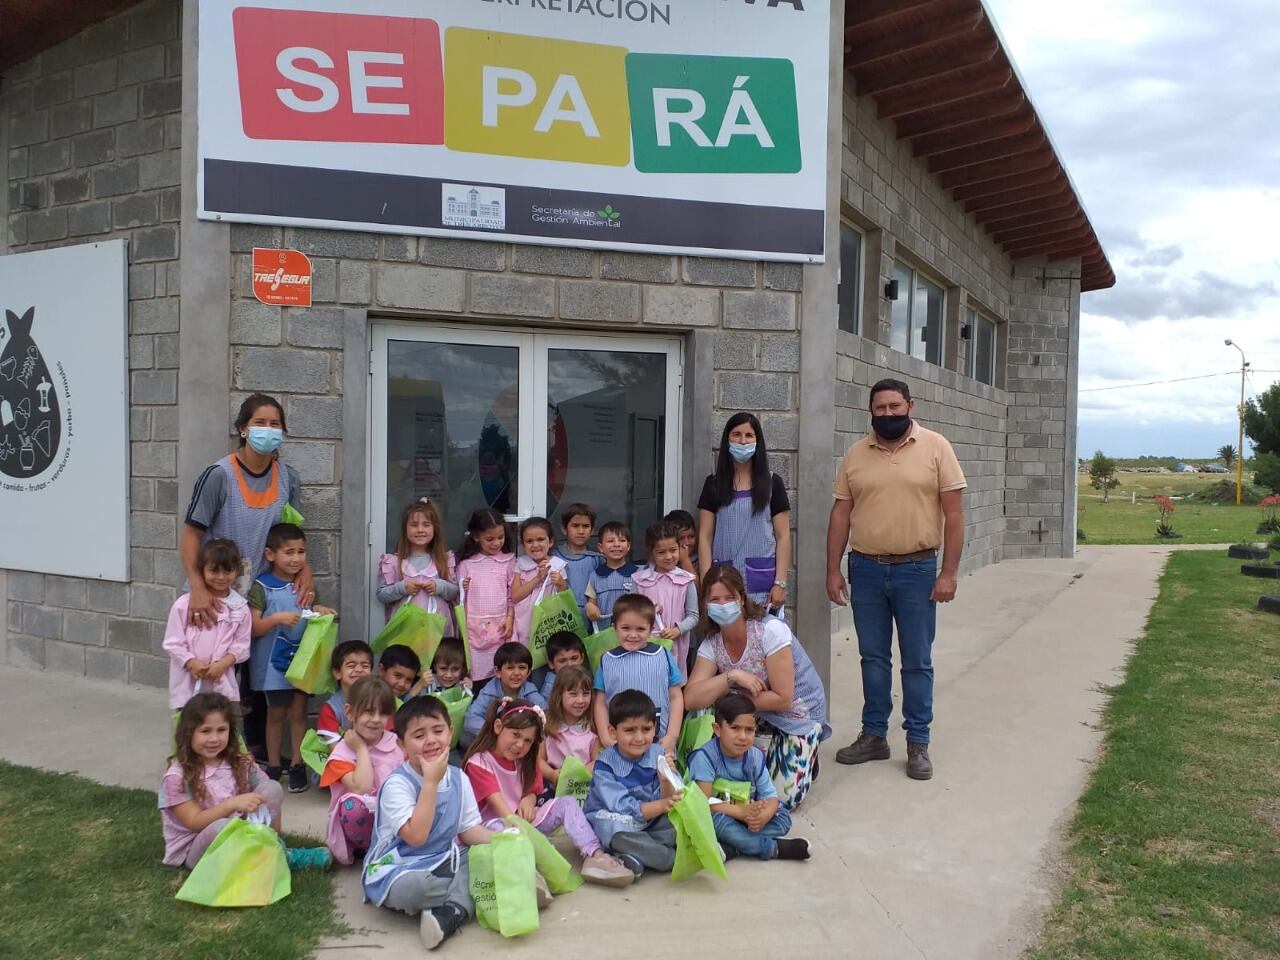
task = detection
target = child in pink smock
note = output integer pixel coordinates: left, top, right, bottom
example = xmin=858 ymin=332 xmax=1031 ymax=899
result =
xmin=318 ymin=676 xmax=405 ymax=864
xmin=511 ymin=517 xmax=570 ymax=646
xmin=633 ymin=522 xmax=699 ymax=669
xmin=538 ymin=665 xmax=599 ymax=791
xmin=463 ymin=696 xmax=632 ymax=887
xmin=454 ymin=508 xmax=515 ymax=681
xmin=162 ymin=539 xmax=252 ymax=710
xmin=375 ymin=499 xmax=459 ymax=633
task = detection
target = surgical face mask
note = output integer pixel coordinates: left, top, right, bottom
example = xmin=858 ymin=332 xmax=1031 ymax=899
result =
xmin=871 ymin=414 xmax=911 ymax=442
xmin=728 ymin=442 xmax=756 ymax=464
xmin=245 ymin=426 xmax=284 ymax=454
xmin=706 ymin=601 xmax=742 ymax=627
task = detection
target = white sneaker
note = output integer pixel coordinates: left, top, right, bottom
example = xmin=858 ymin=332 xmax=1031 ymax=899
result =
xmin=581 ymin=850 xmax=636 ymax=888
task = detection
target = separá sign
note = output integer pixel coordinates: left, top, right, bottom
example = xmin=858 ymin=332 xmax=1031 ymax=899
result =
xmin=197 ymin=0 xmax=831 ymax=261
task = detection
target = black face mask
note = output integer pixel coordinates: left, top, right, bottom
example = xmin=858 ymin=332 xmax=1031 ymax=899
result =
xmin=872 ymin=414 xmax=912 ymax=441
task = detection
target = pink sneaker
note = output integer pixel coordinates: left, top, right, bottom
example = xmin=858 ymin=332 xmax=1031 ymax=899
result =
xmin=581 ymin=850 xmax=635 ymax=888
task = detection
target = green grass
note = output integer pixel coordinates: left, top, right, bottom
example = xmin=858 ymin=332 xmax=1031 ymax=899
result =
xmin=1079 ymin=471 xmax=1270 ymax=545
xmin=0 ymin=763 xmax=347 ymax=960
xmin=1028 ymin=552 xmax=1280 ymax=960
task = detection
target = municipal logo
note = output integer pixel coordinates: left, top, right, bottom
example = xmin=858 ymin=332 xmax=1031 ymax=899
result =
xmin=442 ymin=184 xmax=506 ymax=230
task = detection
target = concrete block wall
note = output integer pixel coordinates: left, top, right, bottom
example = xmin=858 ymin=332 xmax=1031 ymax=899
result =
xmin=1 ymin=0 xmax=183 ymax=684
xmin=228 ymin=224 xmax=804 ymax=620
xmin=1003 ymin=260 xmax=1080 ymax=559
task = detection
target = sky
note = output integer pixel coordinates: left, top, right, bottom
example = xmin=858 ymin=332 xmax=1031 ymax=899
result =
xmin=985 ymin=0 xmax=1280 ymax=458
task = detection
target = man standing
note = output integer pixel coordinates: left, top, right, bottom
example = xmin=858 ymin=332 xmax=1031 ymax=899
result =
xmin=825 ymin=379 xmax=966 ymax=780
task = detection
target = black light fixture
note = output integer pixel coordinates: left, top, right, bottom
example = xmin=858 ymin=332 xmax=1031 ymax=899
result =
xmin=884 ymin=279 xmax=900 ymax=300
xmin=960 ymin=324 xmax=972 ymax=340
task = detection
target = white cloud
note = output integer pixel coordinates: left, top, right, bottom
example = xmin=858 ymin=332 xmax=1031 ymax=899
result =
xmin=985 ymin=0 xmax=1280 ymax=456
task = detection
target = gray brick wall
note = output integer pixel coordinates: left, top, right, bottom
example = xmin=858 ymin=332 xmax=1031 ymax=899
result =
xmin=2 ymin=0 xmax=183 ymax=684
xmin=228 ymin=227 xmax=803 ymax=614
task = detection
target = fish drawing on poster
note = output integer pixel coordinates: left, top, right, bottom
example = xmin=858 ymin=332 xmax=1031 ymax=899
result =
xmin=0 ymin=306 xmax=68 ymax=483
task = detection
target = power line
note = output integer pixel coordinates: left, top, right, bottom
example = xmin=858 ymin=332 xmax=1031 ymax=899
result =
xmin=1079 ymin=369 xmax=1280 ymax=393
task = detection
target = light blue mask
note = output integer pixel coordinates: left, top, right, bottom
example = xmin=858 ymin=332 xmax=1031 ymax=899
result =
xmin=245 ymin=426 xmax=283 ymax=455
xmin=728 ymin=442 xmax=756 ymax=463
xmin=706 ymin=601 xmax=742 ymax=626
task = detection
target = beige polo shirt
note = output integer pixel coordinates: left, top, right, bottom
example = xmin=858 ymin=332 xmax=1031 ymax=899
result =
xmin=833 ymin=422 xmax=967 ymax=555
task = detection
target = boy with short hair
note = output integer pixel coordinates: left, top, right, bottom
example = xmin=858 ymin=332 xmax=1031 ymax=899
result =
xmin=592 ymin=594 xmax=683 ymax=755
xmin=532 ymin=630 xmax=589 ymax=702
xmin=461 ymin=641 xmax=547 ymax=745
xmin=317 ymin=640 xmax=374 ymax=737
xmin=688 ymin=693 xmax=810 ymax=862
xmin=583 ymin=690 xmax=682 ymax=879
xmin=584 ymin=522 xmax=638 ymax=630
xmin=249 ymin=522 xmax=337 ymax=791
xmin=553 ymin=503 xmax=600 ymax=617
xmin=363 ymin=696 xmax=492 ymax=951
xmin=379 ymin=644 xmax=421 ymax=705
xmin=663 ymin=509 xmax=698 ymax=577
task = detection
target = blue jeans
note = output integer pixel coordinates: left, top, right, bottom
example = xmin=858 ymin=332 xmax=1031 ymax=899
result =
xmin=712 ymin=806 xmax=793 ymax=860
xmin=848 ymin=554 xmax=937 ymax=744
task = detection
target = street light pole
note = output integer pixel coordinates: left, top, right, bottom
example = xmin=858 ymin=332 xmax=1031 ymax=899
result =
xmin=1225 ymin=339 xmax=1248 ymax=506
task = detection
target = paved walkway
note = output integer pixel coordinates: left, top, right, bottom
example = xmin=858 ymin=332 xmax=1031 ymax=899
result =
xmin=0 ymin=545 xmax=1177 ymax=959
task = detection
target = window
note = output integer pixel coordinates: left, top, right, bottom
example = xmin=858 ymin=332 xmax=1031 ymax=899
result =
xmin=837 ymin=223 xmax=862 ymax=334
xmin=889 ymin=260 xmax=946 ymax=366
xmin=965 ymin=306 xmax=998 ymax=386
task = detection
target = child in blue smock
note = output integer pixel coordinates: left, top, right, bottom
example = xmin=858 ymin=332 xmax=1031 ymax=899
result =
xmin=461 ymin=642 xmax=546 ymax=747
xmin=362 ymin=697 xmax=492 ymax=950
xmin=551 ymin=502 xmax=599 ymax=616
xmin=688 ymin=693 xmax=810 ymax=862
xmin=583 ymin=690 xmax=682 ymax=879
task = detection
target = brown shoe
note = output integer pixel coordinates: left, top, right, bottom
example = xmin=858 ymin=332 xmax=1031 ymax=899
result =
xmin=835 ymin=731 xmax=890 ymax=765
xmin=906 ymin=742 xmax=933 ymax=780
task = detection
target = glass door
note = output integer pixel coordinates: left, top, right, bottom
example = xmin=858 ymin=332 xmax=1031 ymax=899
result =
xmin=369 ymin=325 xmax=682 ymax=620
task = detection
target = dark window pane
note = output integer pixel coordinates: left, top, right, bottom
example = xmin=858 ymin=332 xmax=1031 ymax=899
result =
xmin=838 ymin=225 xmax=861 ymax=334
xmin=913 ymin=274 xmax=944 ymax=364
xmin=976 ymin=316 xmax=996 ymax=385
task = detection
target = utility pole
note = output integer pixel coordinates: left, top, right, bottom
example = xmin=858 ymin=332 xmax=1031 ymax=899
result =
xmin=1225 ymin=339 xmax=1249 ymax=505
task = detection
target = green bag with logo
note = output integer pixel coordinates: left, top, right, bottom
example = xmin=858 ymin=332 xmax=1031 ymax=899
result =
xmin=669 ymin=775 xmax=729 ymax=882
xmin=284 ymin=614 xmax=337 ymax=694
xmin=427 ymin=686 xmax=473 ymax=748
xmin=175 ymin=815 xmax=291 ymax=907
xmin=371 ymin=600 xmax=446 ymax=666
xmin=710 ymin=778 xmax=752 ymax=806
xmin=470 ymin=830 xmax=539 ymax=938
xmin=553 ymin=755 xmax=593 ymax=803
xmin=280 ymin=503 xmax=306 ymax=527
xmin=299 ymin=728 xmax=337 ymax=777
xmin=502 ymin=815 xmax=582 ymax=894
xmin=528 ymin=587 xmax=588 ymax=670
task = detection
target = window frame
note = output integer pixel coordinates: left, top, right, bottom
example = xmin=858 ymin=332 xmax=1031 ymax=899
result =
xmin=889 ymin=258 xmax=947 ymax=368
xmin=964 ymin=305 xmax=999 ymax=386
xmin=837 ymin=221 xmax=864 ymax=335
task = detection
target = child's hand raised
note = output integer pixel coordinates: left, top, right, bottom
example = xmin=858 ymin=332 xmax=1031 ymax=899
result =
xmin=342 ymin=728 xmax=367 ymax=753
xmin=418 ymin=750 xmax=448 ymax=784
xmin=461 ymin=677 xmax=474 ymax=691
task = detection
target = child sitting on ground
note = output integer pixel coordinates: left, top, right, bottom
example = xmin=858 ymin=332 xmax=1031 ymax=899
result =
xmin=413 ymin=638 xmax=472 ymax=697
xmin=159 ymin=692 xmax=330 ymax=871
xmin=249 ymin=522 xmax=337 ymax=792
xmin=688 ymin=693 xmax=810 ymax=862
xmin=633 ymin=521 xmax=699 ymax=669
xmin=584 ymin=522 xmax=638 ymax=630
xmin=317 ymin=640 xmax=374 ymax=736
xmin=320 ymin=677 xmax=405 ymax=865
xmin=551 ymin=503 xmax=599 ymax=617
xmin=592 ymin=594 xmax=684 ymax=755
xmin=532 ymin=630 xmax=589 ymax=703
xmin=583 ymin=690 xmax=682 ymax=879
xmin=362 ymin=697 xmax=491 ymax=951
xmin=538 ymin=665 xmax=599 ymax=790
xmin=378 ymin=644 xmax=420 ymax=706
xmin=163 ymin=538 xmax=250 ymax=712
xmin=463 ymin=697 xmax=632 ymax=887
xmin=462 ymin=641 xmax=546 ymax=746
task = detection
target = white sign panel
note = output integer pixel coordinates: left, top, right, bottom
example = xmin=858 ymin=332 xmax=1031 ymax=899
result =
xmin=197 ymin=0 xmax=830 ymax=261
xmin=0 ymin=240 xmax=129 ymax=581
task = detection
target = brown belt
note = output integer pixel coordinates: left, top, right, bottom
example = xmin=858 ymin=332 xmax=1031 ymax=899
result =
xmin=851 ymin=548 xmax=938 ymax=565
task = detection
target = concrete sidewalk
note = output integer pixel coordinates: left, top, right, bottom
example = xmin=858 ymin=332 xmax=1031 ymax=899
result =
xmin=0 ymin=545 xmax=1175 ymax=959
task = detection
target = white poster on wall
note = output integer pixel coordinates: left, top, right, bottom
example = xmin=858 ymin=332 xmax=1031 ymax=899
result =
xmin=196 ymin=0 xmax=831 ymax=261
xmin=0 ymin=239 xmax=129 ymax=580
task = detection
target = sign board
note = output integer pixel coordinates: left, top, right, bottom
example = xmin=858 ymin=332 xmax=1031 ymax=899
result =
xmin=0 ymin=240 xmax=129 ymax=581
xmin=252 ymin=247 xmax=313 ymax=306
xmin=197 ymin=0 xmax=830 ymax=261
